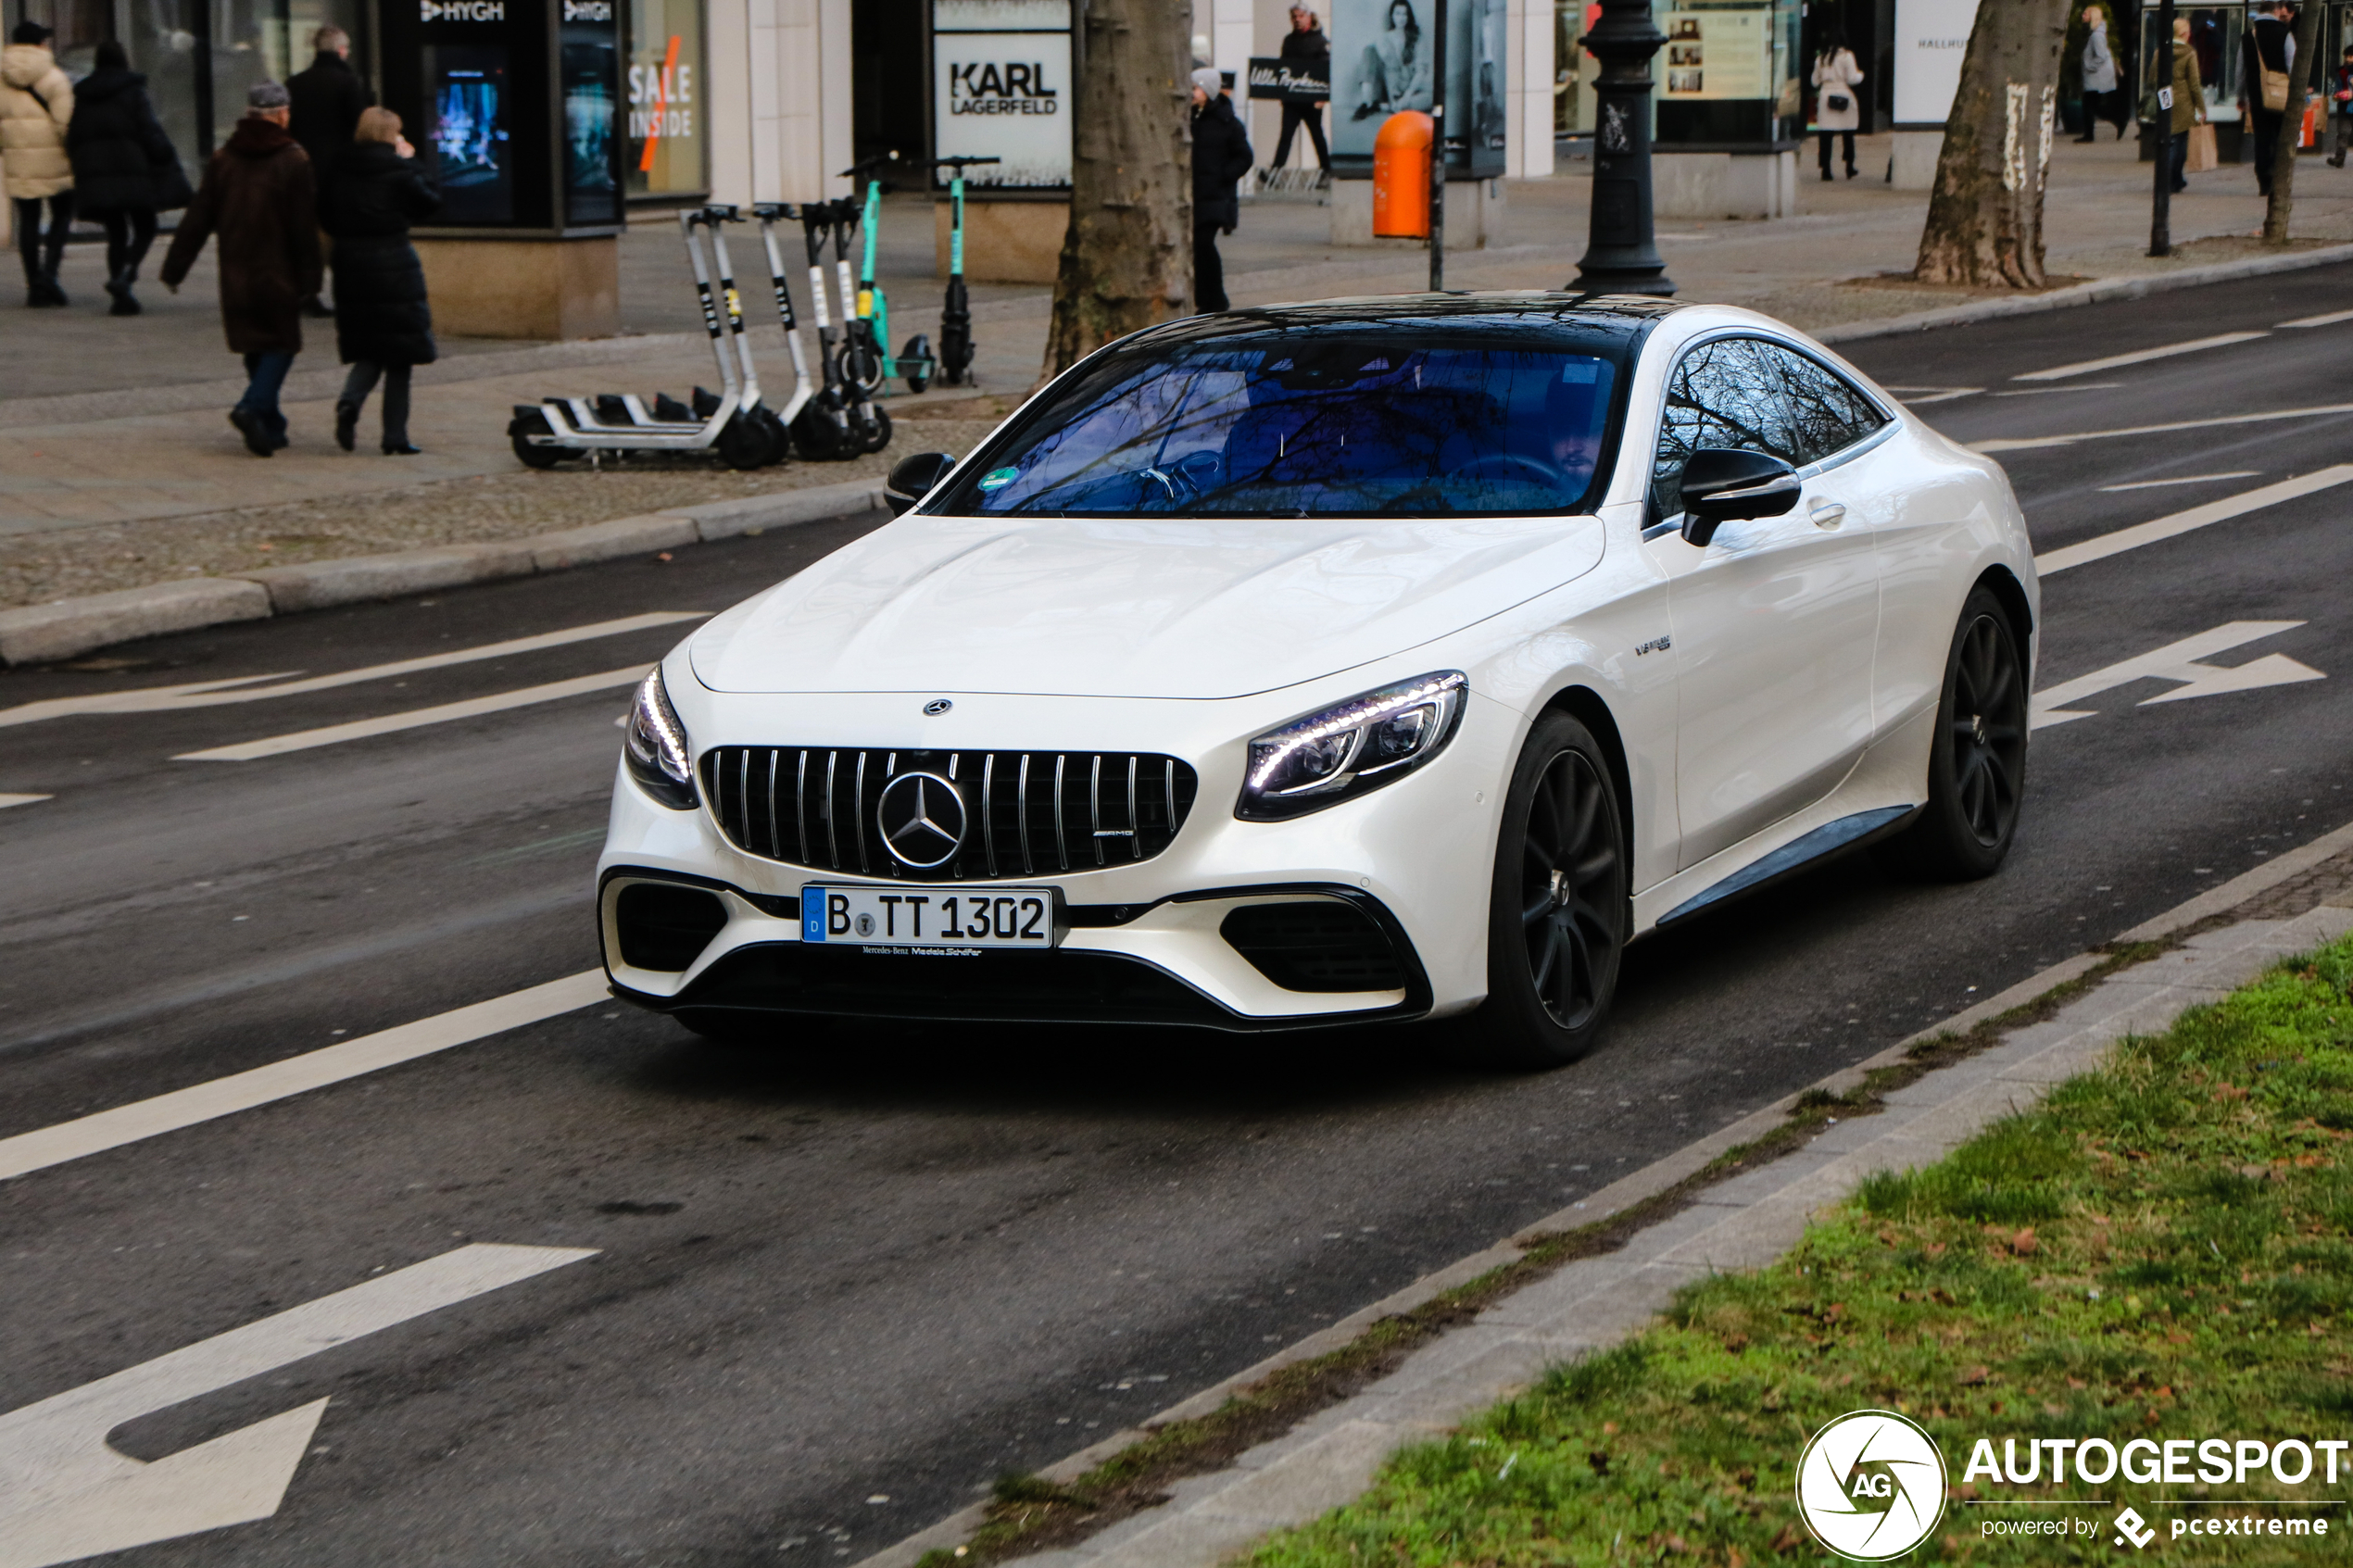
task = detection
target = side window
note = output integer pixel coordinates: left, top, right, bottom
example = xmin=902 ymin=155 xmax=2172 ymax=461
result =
xmin=1651 ymin=337 xmax=1804 ymax=519
xmin=1755 ymin=342 xmax=1889 ymax=465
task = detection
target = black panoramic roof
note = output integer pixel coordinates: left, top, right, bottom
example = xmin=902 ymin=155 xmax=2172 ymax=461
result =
xmin=1120 ymin=292 xmax=1691 ymax=354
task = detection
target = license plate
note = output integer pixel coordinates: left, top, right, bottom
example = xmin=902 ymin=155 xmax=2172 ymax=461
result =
xmin=799 ymin=884 xmax=1060 ymax=950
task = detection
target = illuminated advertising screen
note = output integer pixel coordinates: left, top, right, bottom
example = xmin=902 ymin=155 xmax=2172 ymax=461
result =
xmin=423 ymin=44 xmax=514 ymax=223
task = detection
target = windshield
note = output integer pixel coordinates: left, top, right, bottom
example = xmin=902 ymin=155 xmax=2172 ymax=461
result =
xmin=932 ymin=327 xmax=1630 ymax=518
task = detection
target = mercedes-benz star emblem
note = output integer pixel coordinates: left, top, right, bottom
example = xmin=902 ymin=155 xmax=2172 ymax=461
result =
xmin=876 ymin=771 xmax=967 ymax=869
xmin=924 ymin=698 xmax=953 ymax=716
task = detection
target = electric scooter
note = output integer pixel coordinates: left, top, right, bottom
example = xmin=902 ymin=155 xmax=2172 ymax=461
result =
xmin=823 ymin=197 xmax=893 ymax=455
xmin=841 ymin=155 xmax=935 ymax=395
xmin=927 ymin=155 xmax=999 ymax=385
xmin=509 ymin=207 xmax=788 ymax=469
xmin=782 ymin=199 xmax=887 ymax=459
xmin=749 ymin=201 xmax=843 ymax=460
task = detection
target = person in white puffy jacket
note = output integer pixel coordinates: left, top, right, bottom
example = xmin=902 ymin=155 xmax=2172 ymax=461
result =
xmin=3 ymin=19 xmax=76 ymax=307
xmin=1810 ymin=30 xmax=1863 ymax=181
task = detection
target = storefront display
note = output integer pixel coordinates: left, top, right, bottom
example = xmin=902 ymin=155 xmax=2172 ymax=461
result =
xmin=1327 ymin=0 xmax=1507 ymax=177
xmin=624 ymin=0 xmax=703 ymax=198
xmin=2137 ymin=3 xmax=2247 ymax=130
xmin=1655 ymin=0 xmax=1800 ymax=144
xmin=931 ymin=0 xmax=1070 ymax=191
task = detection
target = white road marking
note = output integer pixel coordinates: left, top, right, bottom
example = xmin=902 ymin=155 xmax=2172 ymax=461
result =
xmin=2012 ymin=331 xmax=2270 ymax=382
xmin=1971 ymin=401 xmax=2353 ymax=454
xmin=2032 ymin=467 xmax=2353 ymax=575
xmin=0 ymin=611 xmax=703 ymax=733
xmin=0 ymin=971 xmax=605 ymax=1181
xmin=2278 ymin=307 xmax=2353 ymax=328
xmin=0 ymin=1244 xmax=595 ymax=1568
xmin=2096 ymin=470 xmax=2259 ymax=492
xmin=2032 ymin=621 xmax=2322 ymax=730
xmin=174 ymin=667 xmax=648 ymax=761
xmin=1988 ymin=382 xmax=2124 ymax=397
xmin=0 ymin=794 xmax=51 ymax=809
xmin=1892 ymin=386 xmax=1984 ymax=406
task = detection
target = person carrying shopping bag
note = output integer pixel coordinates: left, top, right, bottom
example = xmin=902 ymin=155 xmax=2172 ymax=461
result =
xmin=1811 ymin=30 xmax=1864 ymax=180
xmin=67 ymin=40 xmax=190 ymax=316
xmin=320 ymin=107 xmax=440 ymax=455
xmin=3 ymin=19 xmax=74 ymax=307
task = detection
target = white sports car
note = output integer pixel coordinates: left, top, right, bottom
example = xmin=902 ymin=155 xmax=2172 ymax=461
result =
xmin=598 ymin=295 xmax=2035 ymax=1066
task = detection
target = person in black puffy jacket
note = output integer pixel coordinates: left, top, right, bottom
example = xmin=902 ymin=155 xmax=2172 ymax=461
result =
xmin=66 ymin=40 xmax=185 ymax=315
xmin=1189 ymin=68 xmax=1252 ymax=313
xmin=319 ymin=107 xmax=439 ymax=455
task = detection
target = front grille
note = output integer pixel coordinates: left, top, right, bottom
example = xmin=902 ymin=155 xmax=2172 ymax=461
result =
xmin=1221 ymin=901 xmax=1408 ymax=992
xmin=700 ymin=747 xmax=1199 ymax=880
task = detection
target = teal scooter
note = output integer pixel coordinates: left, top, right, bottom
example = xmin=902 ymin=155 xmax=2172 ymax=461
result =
xmin=925 ymin=155 xmax=998 ymax=385
xmin=841 ymin=155 xmax=936 ymax=395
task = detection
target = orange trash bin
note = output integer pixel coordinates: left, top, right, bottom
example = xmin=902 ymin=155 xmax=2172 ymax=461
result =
xmin=1373 ymin=111 xmax=1433 ymax=238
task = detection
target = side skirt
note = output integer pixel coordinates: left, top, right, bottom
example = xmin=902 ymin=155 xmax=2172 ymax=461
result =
xmin=1653 ymin=804 xmax=1919 ymax=928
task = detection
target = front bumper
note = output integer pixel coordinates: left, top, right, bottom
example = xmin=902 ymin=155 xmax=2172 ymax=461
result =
xmin=596 ymin=681 xmax=1517 ymax=1028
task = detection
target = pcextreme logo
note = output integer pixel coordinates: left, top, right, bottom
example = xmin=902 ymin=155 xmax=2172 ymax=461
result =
xmin=1797 ymin=1411 xmax=1949 ymax=1561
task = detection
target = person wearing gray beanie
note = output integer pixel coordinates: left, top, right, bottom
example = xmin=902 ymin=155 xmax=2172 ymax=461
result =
xmin=1189 ymin=66 xmax=1252 ymax=311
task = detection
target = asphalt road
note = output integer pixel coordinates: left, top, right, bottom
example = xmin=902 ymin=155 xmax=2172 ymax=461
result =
xmin=6 ymin=264 xmax=2353 ymax=1567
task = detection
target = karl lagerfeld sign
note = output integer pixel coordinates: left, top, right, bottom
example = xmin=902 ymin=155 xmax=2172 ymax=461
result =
xmin=931 ymin=0 xmax=1070 ymax=189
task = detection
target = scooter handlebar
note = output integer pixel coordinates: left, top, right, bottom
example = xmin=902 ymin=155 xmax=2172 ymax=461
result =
xmin=700 ymin=203 xmax=744 ymax=223
xmin=925 ymin=156 xmax=1002 ymax=169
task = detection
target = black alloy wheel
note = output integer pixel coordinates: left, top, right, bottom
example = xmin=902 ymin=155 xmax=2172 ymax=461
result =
xmin=1878 ymin=585 xmax=2029 ymax=881
xmin=1466 ymin=712 xmax=1629 ymax=1069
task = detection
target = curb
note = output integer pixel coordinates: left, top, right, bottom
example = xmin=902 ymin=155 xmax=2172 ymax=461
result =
xmin=0 ymin=478 xmax=886 ymax=667
xmin=848 ymin=815 xmax=2353 ymax=1568
xmin=1812 ymin=241 xmax=2353 ymax=345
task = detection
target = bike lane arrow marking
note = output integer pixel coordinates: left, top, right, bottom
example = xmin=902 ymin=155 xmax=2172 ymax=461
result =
xmin=2031 ymin=621 xmax=2324 ymax=731
xmin=0 ymin=1243 xmax=596 ymax=1568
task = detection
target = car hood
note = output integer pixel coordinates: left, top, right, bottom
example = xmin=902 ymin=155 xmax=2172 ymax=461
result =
xmin=688 ymin=512 xmax=1607 ymax=699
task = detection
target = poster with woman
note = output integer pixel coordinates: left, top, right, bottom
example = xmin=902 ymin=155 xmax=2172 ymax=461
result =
xmin=1328 ymin=0 xmax=1505 ymax=175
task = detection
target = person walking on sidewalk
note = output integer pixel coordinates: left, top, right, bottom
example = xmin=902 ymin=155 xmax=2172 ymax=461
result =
xmin=322 ymin=107 xmax=439 ymax=456
xmin=3 ymin=20 xmax=75 ymax=307
xmin=2154 ymin=14 xmax=2205 ymax=194
xmin=67 ymin=41 xmax=190 ymax=316
xmin=2329 ymin=43 xmax=2353 ymax=166
xmin=2242 ymin=0 xmax=2295 ymax=196
xmin=2074 ymin=6 xmax=2125 ymax=141
xmin=1810 ymin=29 xmax=1863 ymax=181
xmin=1271 ymin=6 xmax=1330 ymax=172
xmin=159 ymin=82 xmax=323 ymax=458
xmin=1191 ymin=66 xmax=1252 ymax=314
xmin=287 ymin=25 xmax=371 ymax=318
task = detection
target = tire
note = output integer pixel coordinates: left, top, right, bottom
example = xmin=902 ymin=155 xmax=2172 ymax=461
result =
xmin=752 ymin=405 xmax=792 ymax=467
xmin=792 ymin=407 xmax=848 ymax=462
xmin=508 ymin=408 xmax=571 ymax=470
xmin=859 ymin=404 xmax=893 ymax=454
xmin=901 ymin=332 xmax=933 ymax=395
xmin=1875 ymin=586 xmax=2029 ymax=882
xmin=717 ymin=411 xmax=774 ymax=470
xmin=1462 ymin=712 xmax=1629 ymax=1070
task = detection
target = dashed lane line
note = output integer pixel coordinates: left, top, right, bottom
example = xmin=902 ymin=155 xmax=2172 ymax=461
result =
xmin=2279 ymin=308 xmax=2353 ymax=328
xmin=174 ymin=666 xmax=648 ymax=761
xmin=2012 ymin=331 xmax=2270 ymax=382
xmin=0 ymin=972 xmax=606 ymax=1182
xmin=0 ymin=611 xmax=703 ymax=733
xmin=2032 ymin=467 xmax=2353 ymax=576
xmin=1970 ymin=402 xmax=2353 ymax=454
xmin=0 ymin=795 xmax=50 ymax=809
xmin=2096 ymin=471 xmax=2259 ymax=492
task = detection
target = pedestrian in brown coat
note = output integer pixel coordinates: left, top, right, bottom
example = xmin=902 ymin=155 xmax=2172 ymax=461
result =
xmin=160 ymin=81 xmax=323 ymax=457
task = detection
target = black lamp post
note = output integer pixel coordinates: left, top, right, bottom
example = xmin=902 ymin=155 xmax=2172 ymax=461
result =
xmin=1571 ymin=0 xmax=1674 ymax=295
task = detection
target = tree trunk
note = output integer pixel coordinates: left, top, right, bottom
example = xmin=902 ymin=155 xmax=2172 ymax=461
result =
xmin=2262 ymin=2 xmax=2323 ymax=244
xmin=1912 ymin=0 xmax=2071 ymax=286
xmin=1039 ymin=0 xmax=1192 ymax=383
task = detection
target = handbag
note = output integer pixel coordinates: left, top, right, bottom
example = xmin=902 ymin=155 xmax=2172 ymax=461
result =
xmin=1824 ymin=92 xmax=1851 ymax=112
xmin=2261 ymin=62 xmax=2290 ymax=112
xmin=2186 ymin=120 xmax=2219 ymax=170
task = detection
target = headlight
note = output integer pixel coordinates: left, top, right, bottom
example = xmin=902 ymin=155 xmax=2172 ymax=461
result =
xmin=1237 ymin=671 xmax=1467 ymax=822
xmin=623 ymin=666 xmax=698 ymax=809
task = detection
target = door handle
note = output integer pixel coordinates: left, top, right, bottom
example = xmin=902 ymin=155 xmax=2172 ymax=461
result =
xmin=1808 ymin=499 xmax=1847 ymax=529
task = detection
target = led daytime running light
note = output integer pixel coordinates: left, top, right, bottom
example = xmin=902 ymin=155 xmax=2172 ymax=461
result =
xmin=624 ymin=666 xmax=698 ymax=809
xmin=1238 ymin=671 xmax=1466 ymax=822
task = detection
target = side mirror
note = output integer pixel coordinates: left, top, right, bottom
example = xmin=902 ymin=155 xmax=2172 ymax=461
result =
xmin=1677 ymin=447 xmax=1801 ymax=547
xmin=886 ymin=451 xmax=959 ymax=516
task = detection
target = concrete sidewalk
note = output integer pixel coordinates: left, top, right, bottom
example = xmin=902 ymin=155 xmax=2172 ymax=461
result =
xmin=6 ymin=132 xmax=2351 ymax=612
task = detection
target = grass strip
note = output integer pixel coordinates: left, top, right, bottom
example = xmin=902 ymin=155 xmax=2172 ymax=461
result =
xmin=918 ymin=942 xmax=2179 ymax=1568
xmin=1245 ymin=934 xmax=2353 ymax=1567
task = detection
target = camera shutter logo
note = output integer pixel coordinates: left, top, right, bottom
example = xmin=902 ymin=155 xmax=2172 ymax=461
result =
xmin=877 ymin=772 xmax=966 ymax=869
xmin=1794 ymin=1410 xmax=1947 ymax=1561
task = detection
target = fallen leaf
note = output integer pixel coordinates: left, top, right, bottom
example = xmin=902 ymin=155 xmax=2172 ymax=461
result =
xmin=2010 ymin=1228 xmax=2038 ymax=1256
xmin=1957 ymin=1365 xmax=1990 ymax=1386
xmin=656 ymin=551 xmax=674 ymax=562
xmin=1769 ymin=1522 xmax=1805 ymax=1553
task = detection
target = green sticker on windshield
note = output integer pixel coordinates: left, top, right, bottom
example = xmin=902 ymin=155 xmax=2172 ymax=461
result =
xmin=977 ymin=467 xmax=1019 ymax=491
